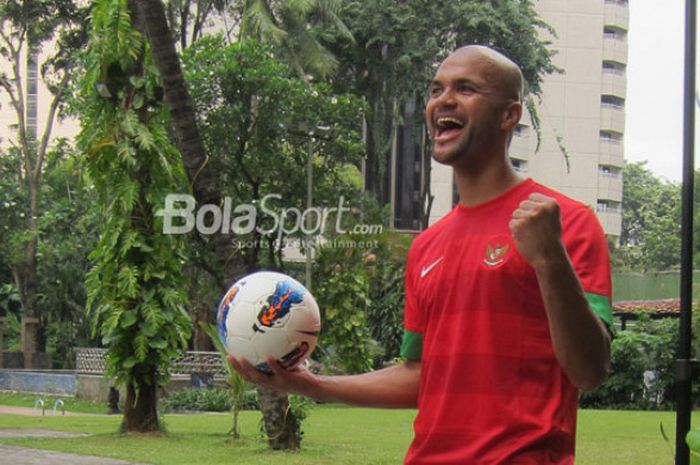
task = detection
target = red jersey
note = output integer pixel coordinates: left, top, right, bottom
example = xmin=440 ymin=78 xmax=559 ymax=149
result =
xmin=400 ymin=178 xmax=613 ymax=465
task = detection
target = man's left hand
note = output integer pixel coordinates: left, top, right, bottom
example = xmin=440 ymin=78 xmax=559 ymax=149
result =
xmin=509 ymin=193 xmax=564 ymax=269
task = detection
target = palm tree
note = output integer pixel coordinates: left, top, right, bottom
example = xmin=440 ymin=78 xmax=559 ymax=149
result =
xmin=133 ymin=0 xmax=245 ymax=286
xmin=238 ymin=0 xmax=352 ymax=80
xmin=133 ymin=0 xmax=302 ymax=449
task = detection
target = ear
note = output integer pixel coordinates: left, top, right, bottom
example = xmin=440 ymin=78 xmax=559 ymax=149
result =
xmin=501 ymin=101 xmax=523 ymax=131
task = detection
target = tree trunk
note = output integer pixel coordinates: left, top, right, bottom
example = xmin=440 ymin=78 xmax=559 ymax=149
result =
xmin=135 ymin=0 xmax=244 ymax=286
xmin=257 ymin=387 xmax=301 ymax=450
xmin=192 ymin=303 xmax=213 ymax=351
xmin=122 ymin=367 xmax=160 ymax=433
xmin=134 ymin=0 xmax=300 ymax=448
xmin=16 ymin=175 xmax=40 ymax=367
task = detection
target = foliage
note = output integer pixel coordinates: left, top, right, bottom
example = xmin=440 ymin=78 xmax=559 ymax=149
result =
xmin=36 ymin=145 xmax=100 ymax=367
xmin=0 ymin=0 xmax=89 ymax=357
xmin=182 ymin=36 xmax=365 ymax=271
xmin=235 ymin=0 xmax=353 ymax=79
xmin=614 ymin=161 xmax=682 ymax=271
xmin=687 ymin=428 xmax=700 ymax=464
xmin=313 ymin=202 xmax=412 ymax=372
xmin=0 ymin=140 xmax=98 ymax=366
xmin=365 ymin=231 xmax=412 ymax=366
xmin=77 ymin=0 xmax=191 ymax=431
xmin=164 ymin=0 xmax=235 ymax=50
xmin=200 ymin=322 xmax=248 ymax=437
xmin=323 ymin=0 xmax=558 ymax=204
xmin=579 ymin=316 xmax=700 ymax=410
xmin=182 ymin=32 xmax=364 ymax=451
xmin=160 ymin=387 xmax=260 ymax=413
xmin=313 ymin=240 xmax=373 ymax=373
xmin=2 ymin=312 xmax=20 ymax=351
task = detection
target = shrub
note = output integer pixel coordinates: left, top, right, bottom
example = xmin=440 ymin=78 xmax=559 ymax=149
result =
xmin=580 ymin=316 xmax=680 ymax=410
xmin=161 ymin=387 xmax=259 ymax=413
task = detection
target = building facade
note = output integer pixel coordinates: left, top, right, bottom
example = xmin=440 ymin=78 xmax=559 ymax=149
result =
xmin=426 ymin=0 xmax=627 ymax=238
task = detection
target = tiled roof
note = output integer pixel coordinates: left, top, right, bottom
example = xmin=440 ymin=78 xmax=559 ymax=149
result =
xmin=613 ymin=299 xmax=680 ymax=315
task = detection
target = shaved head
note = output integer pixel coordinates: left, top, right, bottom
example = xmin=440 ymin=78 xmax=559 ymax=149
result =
xmin=446 ymin=45 xmax=524 ymax=102
xmin=425 ymin=44 xmax=525 ymax=166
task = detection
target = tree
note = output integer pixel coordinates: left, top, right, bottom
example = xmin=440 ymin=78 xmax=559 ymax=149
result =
xmin=236 ymin=0 xmax=352 ymax=79
xmin=0 ymin=0 xmax=88 ymax=367
xmin=183 ymin=36 xmax=365 ymax=449
xmin=324 ymin=0 xmax=557 ymax=220
xmin=615 ymin=161 xmax=681 ymax=271
xmin=165 ymin=0 xmax=235 ymax=50
xmin=78 ymin=0 xmax=191 ymax=433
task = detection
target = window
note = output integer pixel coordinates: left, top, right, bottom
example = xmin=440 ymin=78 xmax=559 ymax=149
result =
xmin=510 ymin=158 xmax=527 ymax=173
xmin=599 ymin=164 xmax=621 ymax=177
xmin=604 ymin=25 xmax=627 ymax=40
xmin=601 ymin=94 xmax=625 ymax=108
xmin=600 ymin=130 xmax=623 ymax=143
xmin=602 ymin=60 xmax=626 ymax=75
xmin=597 ymin=200 xmax=620 ymax=213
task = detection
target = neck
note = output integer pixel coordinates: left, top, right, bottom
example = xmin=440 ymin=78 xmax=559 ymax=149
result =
xmin=453 ymin=157 xmax=523 ymax=207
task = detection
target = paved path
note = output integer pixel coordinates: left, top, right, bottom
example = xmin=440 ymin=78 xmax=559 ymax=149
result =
xmin=0 ymin=445 xmax=153 ymax=465
xmin=0 ymin=405 xmax=152 ymax=465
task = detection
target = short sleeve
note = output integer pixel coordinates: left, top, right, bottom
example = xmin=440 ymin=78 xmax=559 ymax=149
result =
xmin=400 ymin=245 xmax=424 ymax=360
xmin=562 ymin=206 xmax=615 ymax=334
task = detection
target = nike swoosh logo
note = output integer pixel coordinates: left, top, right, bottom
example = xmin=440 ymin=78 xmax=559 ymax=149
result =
xmin=420 ymin=257 xmax=444 ymax=279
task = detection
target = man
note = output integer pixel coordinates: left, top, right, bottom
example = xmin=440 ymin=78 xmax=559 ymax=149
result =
xmin=229 ymin=45 xmax=613 ymax=465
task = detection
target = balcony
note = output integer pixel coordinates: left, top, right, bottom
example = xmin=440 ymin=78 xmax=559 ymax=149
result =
xmin=599 ymin=130 xmax=624 ymax=165
xmin=601 ymin=68 xmax=627 ymax=97
xmin=604 ymin=0 xmax=629 ymax=31
xmin=600 ymin=105 xmax=625 ymax=133
xmin=597 ymin=172 xmax=623 ymax=202
xmin=603 ymin=35 xmax=628 ymax=65
xmin=596 ymin=209 xmax=622 ymax=237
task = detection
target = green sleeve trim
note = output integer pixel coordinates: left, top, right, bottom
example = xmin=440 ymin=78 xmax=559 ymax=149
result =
xmin=586 ymin=291 xmax=615 ymax=336
xmin=400 ymin=330 xmax=423 ymax=360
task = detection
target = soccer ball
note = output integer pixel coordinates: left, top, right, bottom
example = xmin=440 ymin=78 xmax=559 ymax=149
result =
xmin=216 ymin=271 xmax=321 ymax=373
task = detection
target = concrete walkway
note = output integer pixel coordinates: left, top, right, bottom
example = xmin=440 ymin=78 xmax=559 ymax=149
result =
xmin=0 ymin=406 xmax=152 ymax=465
xmin=0 ymin=445 xmax=153 ymax=465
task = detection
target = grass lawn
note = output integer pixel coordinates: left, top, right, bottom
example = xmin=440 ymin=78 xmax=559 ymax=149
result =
xmin=0 ymin=398 xmax=687 ymax=464
xmin=0 ymin=391 xmax=112 ymax=415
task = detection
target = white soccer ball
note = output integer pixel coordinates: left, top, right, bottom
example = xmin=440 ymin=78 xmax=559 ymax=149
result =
xmin=216 ymin=271 xmax=321 ymax=373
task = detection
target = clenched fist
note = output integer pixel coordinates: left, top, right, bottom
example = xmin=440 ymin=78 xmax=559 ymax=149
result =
xmin=509 ymin=193 xmax=566 ymax=270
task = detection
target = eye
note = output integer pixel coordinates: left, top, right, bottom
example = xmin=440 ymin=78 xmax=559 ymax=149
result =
xmin=458 ymin=83 xmax=475 ymax=94
xmin=429 ymin=85 xmax=443 ymax=98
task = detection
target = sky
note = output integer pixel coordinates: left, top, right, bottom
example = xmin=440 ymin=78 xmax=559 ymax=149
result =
xmin=624 ymin=0 xmax=695 ymax=182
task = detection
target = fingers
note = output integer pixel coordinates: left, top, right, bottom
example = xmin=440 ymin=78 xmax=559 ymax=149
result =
xmin=227 ymin=355 xmax=272 ymax=384
xmin=512 ymin=194 xmax=559 ymax=219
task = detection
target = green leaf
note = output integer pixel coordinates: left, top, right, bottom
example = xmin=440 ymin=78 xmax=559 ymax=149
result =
xmin=150 ymin=339 xmax=168 ymax=350
xmin=135 ymin=124 xmax=154 ymax=149
xmin=129 ymin=76 xmax=145 ymax=88
xmin=121 ymin=311 xmax=138 ymax=328
xmin=133 ymin=93 xmax=145 ymax=110
xmin=122 ymin=357 xmax=137 ymax=370
xmin=687 ymin=429 xmax=700 ymax=453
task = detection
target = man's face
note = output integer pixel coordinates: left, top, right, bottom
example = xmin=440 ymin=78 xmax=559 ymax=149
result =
xmin=425 ymin=52 xmax=507 ymax=166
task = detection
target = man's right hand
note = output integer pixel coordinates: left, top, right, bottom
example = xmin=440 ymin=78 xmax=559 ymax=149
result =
xmin=227 ymin=355 xmax=323 ymax=399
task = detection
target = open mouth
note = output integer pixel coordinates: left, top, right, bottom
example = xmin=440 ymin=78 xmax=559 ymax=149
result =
xmin=434 ymin=116 xmax=465 ymax=139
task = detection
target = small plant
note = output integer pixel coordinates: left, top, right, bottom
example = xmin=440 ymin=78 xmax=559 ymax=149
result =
xmin=200 ymin=322 xmax=248 ymax=438
xmin=687 ymin=428 xmax=700 ymax=465
xmin=161 ymin=388 xmax=231 ymax=412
